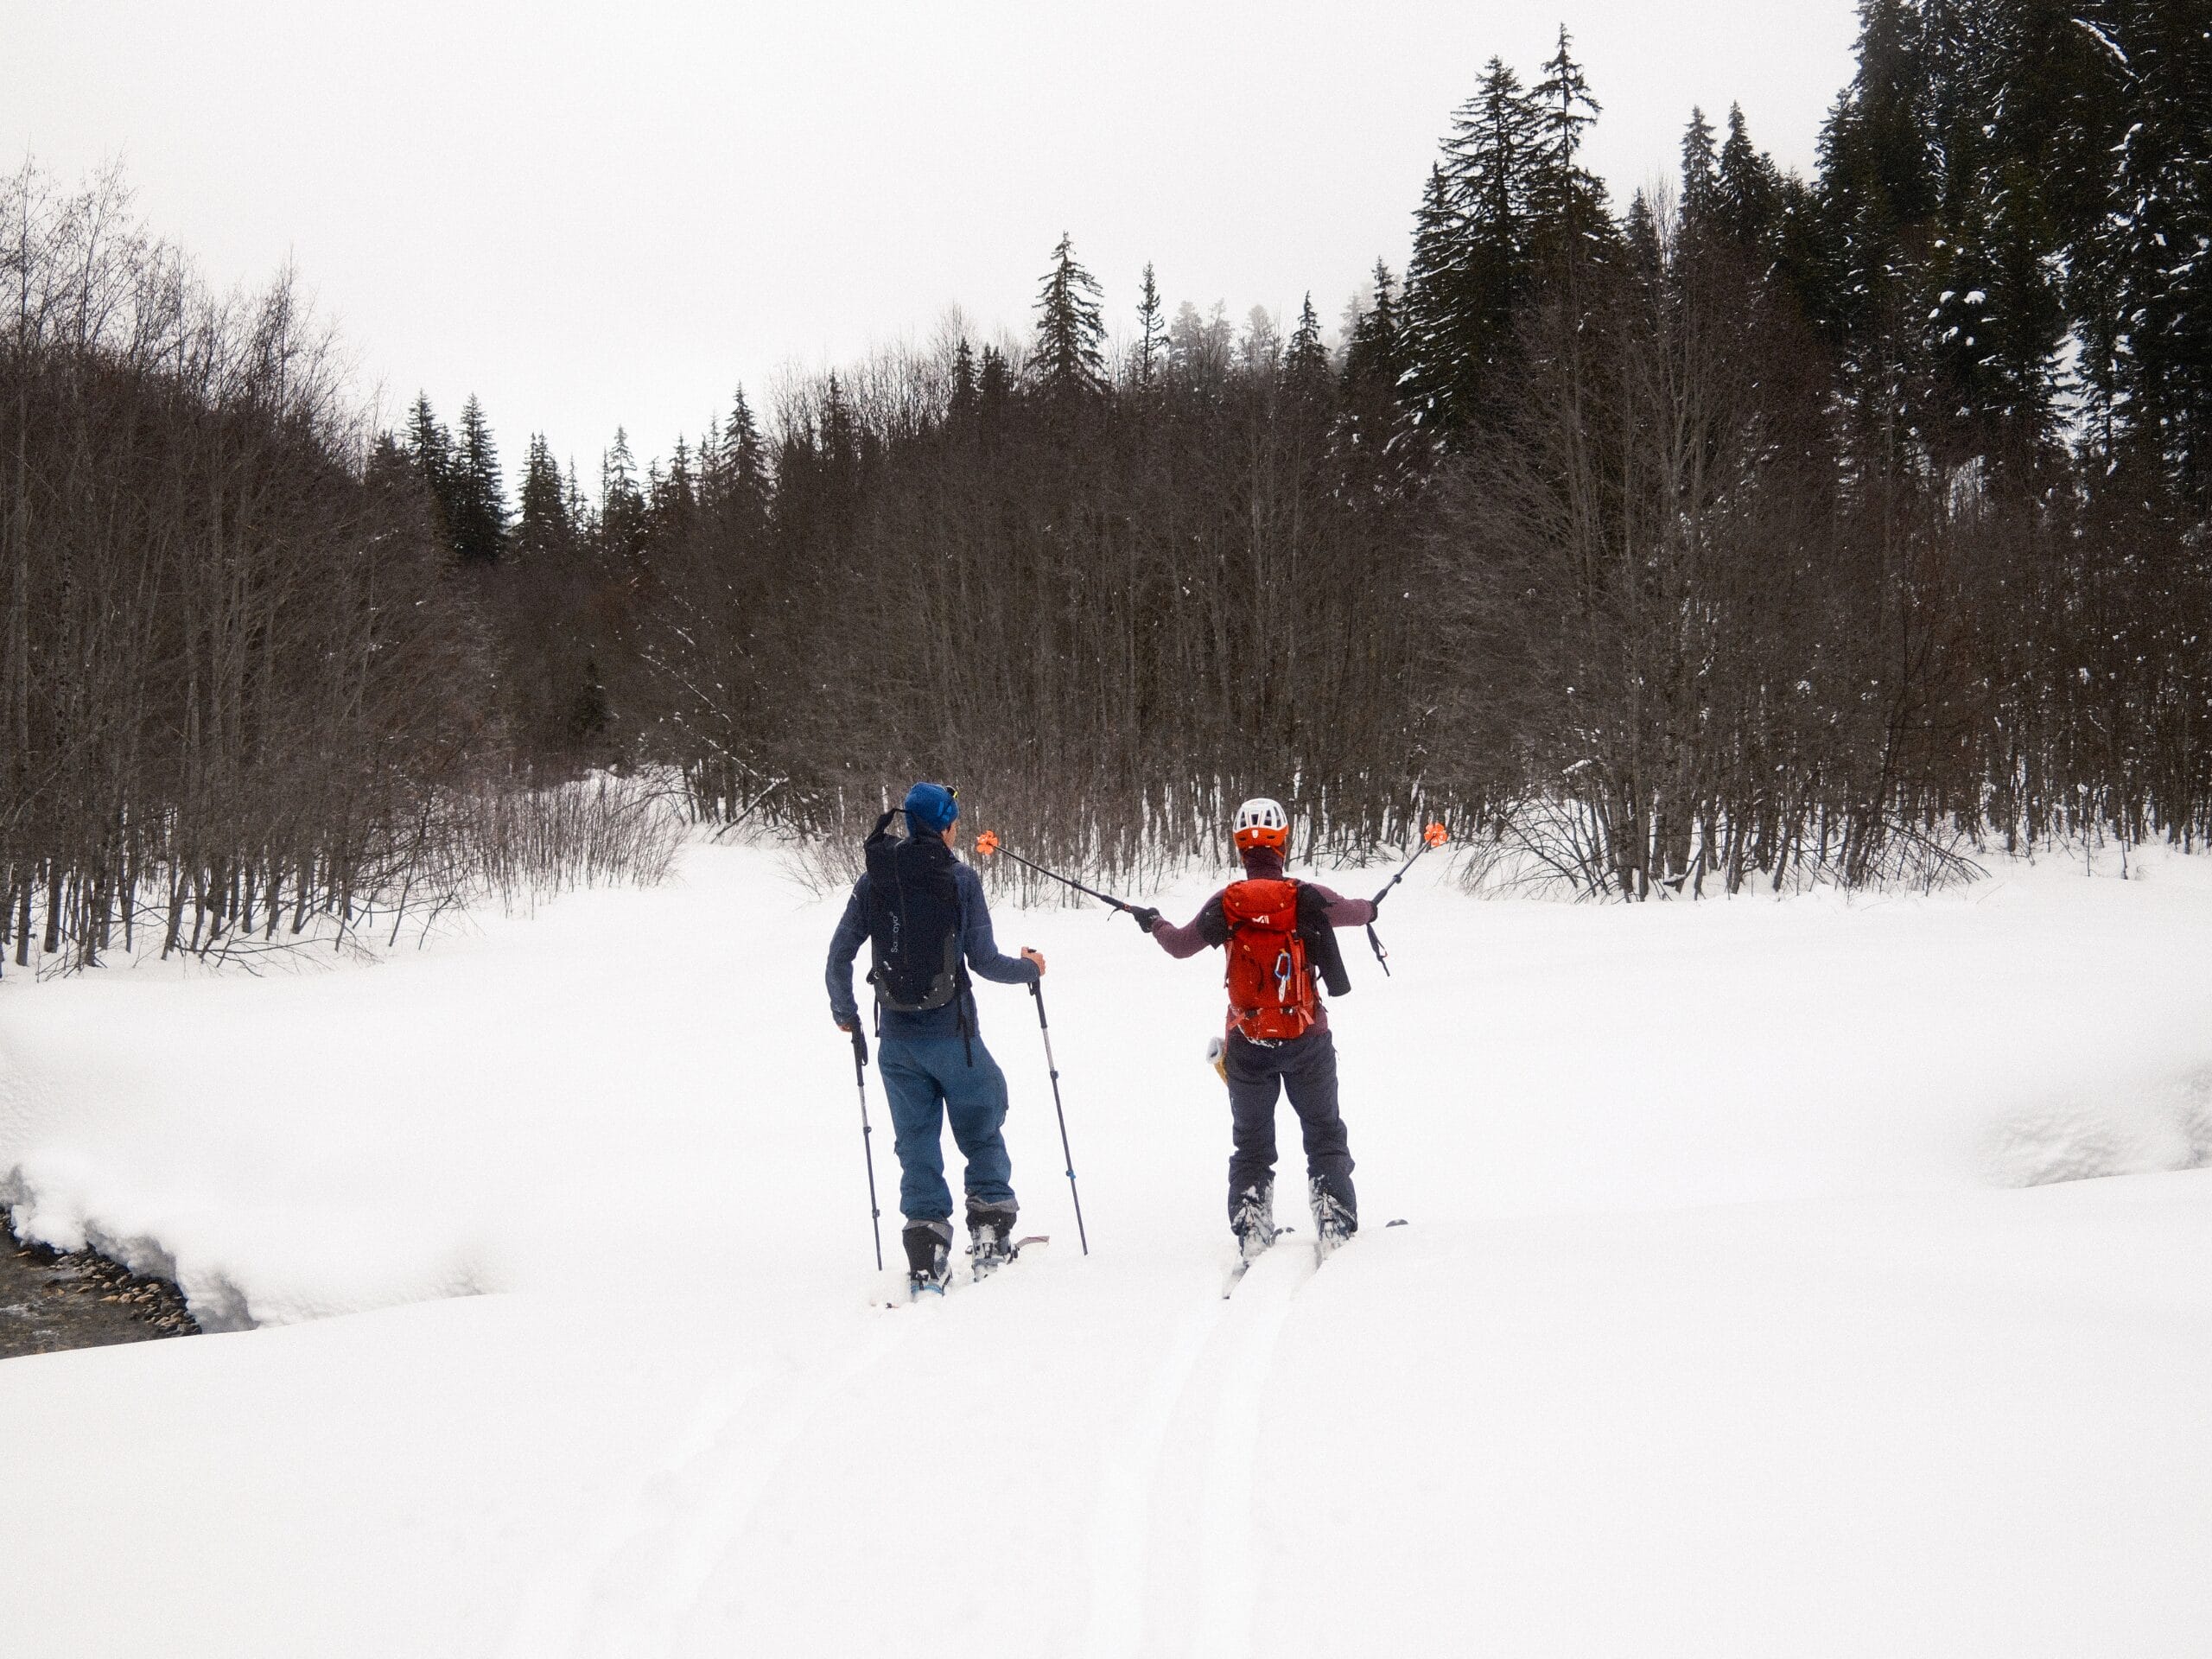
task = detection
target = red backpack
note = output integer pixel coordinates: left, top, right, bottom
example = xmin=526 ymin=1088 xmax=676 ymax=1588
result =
xmin=1221 ymin=878 xmax=1319 ymax=1041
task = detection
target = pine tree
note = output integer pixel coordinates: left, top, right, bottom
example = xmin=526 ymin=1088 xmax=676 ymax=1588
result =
xmin=950 ymin=339 xmax=978 ymax=421
xmin=705 ymin=387 xmax=770 ymax=531
xmin=978 ymin=343 xmax=1013 ymax=417
xmin=654 ymin=438 xmax=697 ymax=547
xmin=1402 ymin=163 xmax=1465 ymax=427
xmin=1680 ymin=107 xmax=1722 ymax=237
xmin=601 ymin=429 xmax=647 ymax=568
xmin=2075 ymin=0 xmax=2212 ymax=506
xmin=1714 ymin=105 xmax=1783 ymax=255
xmin=728 ymin=388 xmax=766 ymax=481
xmin=818 ymin=372 xmax=859 ymax=472
xmin=1028 ymin=232 xmax=1107 ymax=397
xmin=1624 ymin=188 xmax=1664 ymax=276
xmin=1447 ymin=56 xmax=1541 ymax=238
xmin=1134 ymin=262 xmax=1166 ymax=391
xmin=1816 ymin=0 xmax=1942 ymax=474
xmin=513 ymin=435 xmax=570 ymax=563
xmin=1285 ymin=292 xmax=1331 ymax=389
xmin=1822 ymin=0 xmax=1940 ymax=232
xmin=448 ymin=394 xmax=507 ymax=566
xmin=1406 ymin=55 xmax=1542 ymax=442
xmin=1529 ymin=26 xmax=1610 ymax=245
xmin=1339 ymin=262 xmax=1419 ymax=495
xmin=1344 ymin=260 xmax=1403 ymax=392
xmin=404 ymin=393 xmax=455 ymax=551
xmin=404 ymin=393 xmax=450 ymax=483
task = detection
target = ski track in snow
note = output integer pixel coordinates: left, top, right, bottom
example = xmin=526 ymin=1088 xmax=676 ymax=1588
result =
xmin=1078 ymin=1293 xmax=1216 ymax=1659
xmin=1184 ymin=1241 xmax=1313 ymax=1658
xmin=531 ymin=1234 xmax=1332 ymax=1659
xmin=499 ymin=1306 xmax=921 ymax=1659
xmin=1074 ymin=1235 xmax=1319 ymax=1659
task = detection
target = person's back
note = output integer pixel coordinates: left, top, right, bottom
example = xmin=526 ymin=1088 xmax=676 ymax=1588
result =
xmin=1135 ymin=798 xmax=1375 ymax=1256
xmin=826 ymin=783 xmax=1046 ymax=1292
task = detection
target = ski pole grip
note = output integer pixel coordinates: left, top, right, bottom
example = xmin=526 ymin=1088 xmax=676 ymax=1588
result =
xmin=851 ymin=1026 xmax=869 ymax=1069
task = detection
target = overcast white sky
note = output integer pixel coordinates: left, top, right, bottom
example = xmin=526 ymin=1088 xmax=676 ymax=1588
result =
xmin=7 ymin=0 xmax=1860 ymax=483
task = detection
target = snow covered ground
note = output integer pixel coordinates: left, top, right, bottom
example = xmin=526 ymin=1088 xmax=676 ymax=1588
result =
xmin=3 ymin=842 xmax=2209 ymax=1657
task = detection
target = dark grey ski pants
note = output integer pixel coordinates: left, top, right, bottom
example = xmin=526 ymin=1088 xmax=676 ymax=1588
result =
xmin=1224 ymin=1027 xmax=1356 ymax=1224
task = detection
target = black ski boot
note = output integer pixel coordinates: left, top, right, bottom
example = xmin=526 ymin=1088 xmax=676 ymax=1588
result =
xmin=1310 ymin=1177 xmax=1357 ymax=1262
xmin=966 ymin=1198 xmax=1020 ymax=1281
xmin=903 ymin=1219 xmax=953 ymax=1297
xmin=1230 ymin=1180 xmax=1278 ymax=1262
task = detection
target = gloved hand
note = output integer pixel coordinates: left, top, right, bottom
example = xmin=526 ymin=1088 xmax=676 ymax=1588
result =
xmin=1129 ymin=906 xmax=1162 ymax=934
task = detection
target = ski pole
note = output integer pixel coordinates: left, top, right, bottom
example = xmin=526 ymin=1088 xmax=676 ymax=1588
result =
xmin=1365 ymin=821 xmax=1450 ymax=976
xmin=973 ymin=832 xmax=1140 ymax=918
xmin=850 ymin=1026 xmax=885 ymax=1271
xmin=1028 ymin=981 xmax=1090 ymax=1255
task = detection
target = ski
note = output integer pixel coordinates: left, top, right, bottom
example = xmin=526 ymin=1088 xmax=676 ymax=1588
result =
xmin=1312 ymin=1216 xmax=1408 ymax=1270
xmin=972 ymin=1232 xmax=1049 ymax=1283
xmin=1220 ymin=1225 xmax=1296 ymax=1299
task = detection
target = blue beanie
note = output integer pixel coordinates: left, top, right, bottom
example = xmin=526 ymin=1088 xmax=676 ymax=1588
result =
xmin=902 ymin=781 xmax=959 ymax=835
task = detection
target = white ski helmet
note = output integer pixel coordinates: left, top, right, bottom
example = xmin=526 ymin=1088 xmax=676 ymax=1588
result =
xmin=1232 ymin=797 xmax=1290 ymax=854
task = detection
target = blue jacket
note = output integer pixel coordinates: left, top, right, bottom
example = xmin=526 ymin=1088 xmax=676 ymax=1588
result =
xmin=826 ymin=861 xmax=1039 ymax=1040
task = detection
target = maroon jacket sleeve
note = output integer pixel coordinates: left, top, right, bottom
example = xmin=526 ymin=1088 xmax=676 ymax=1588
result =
xmin=1151 ymin=893 xmax=1225 ymax=960
xmin=1301 ymin=883 xmax=1379 ymax=927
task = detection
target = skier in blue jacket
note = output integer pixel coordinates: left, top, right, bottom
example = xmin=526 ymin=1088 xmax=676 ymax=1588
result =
xmin=827 ymin=782 xmax=1045 ymax=1289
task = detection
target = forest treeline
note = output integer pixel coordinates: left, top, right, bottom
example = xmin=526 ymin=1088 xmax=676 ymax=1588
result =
xmin=445 ymin=0 xmax=2204 ymax=894
xmin=5 ymin=1 xmax=2209 ymax=973
xmin=0 ymin=168 xmax=675 ymax=973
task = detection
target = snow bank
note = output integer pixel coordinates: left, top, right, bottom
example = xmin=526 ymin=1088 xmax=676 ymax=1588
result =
xmin=2 ymin=843 xmax=2209 ymax=1656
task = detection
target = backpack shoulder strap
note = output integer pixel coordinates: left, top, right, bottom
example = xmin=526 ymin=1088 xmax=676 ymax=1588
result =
xmin=1296 ymin=882 xmax=1351 ymax=998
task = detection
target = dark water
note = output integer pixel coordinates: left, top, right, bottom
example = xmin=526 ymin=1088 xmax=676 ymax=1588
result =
xmin=0 ymin=1223 xmax=200 ymax=1360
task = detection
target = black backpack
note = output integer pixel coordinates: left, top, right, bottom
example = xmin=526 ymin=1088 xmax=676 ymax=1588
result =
xmin=862 ymin=810 xmax=969 ymax=1014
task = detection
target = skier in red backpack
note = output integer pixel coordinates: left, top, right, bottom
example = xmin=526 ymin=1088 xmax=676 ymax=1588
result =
xmin=1130 ymin=798 xmax=1375 ymax=1260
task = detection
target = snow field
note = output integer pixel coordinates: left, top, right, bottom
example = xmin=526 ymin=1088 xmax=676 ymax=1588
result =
xmin=3 ymin=842 xmax=2210 ymax=1656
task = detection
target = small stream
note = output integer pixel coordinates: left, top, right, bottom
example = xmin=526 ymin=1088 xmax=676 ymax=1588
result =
xmin=0 ymin=1221 xmax=200 ymax=1360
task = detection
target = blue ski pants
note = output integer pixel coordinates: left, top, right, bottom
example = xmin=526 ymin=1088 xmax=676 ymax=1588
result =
xmin=879 ymin=1034 xmax=1016 ymax=1222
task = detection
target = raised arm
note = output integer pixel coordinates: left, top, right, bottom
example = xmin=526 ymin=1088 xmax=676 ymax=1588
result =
xmin=1301 ymin=883 xmax=1378 ymax=928
xmin=1149 ymin=894 xmax=1227 ymax=960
